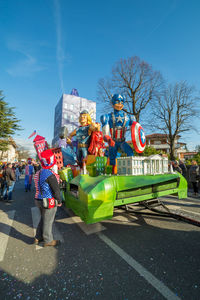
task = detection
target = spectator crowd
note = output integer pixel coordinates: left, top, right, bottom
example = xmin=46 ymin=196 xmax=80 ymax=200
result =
xmin=0 ymin=160 xmax=41 ymax=202
xmin=171 ymin=159 xmax=199 ymax=196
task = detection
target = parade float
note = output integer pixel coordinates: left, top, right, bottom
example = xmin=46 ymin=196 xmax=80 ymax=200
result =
xmin=32 ymin=94 xmax=187 ymax=224
xmin=58 ymin=94 xmax=187 ymax=224
xmin=59 ymin=155 xmax=187 ymax=224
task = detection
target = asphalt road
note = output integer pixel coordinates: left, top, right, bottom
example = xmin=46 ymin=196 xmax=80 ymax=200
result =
xmin=0 ymin=176 xmax=200 ymax=300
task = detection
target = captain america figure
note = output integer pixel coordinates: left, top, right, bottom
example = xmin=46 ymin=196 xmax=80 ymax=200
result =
xmin=100 ymin=94 xmax=135 ymax=167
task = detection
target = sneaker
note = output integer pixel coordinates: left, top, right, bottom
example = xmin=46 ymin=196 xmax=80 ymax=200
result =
xmin=44 ymin=240 xmax=60 ymax=247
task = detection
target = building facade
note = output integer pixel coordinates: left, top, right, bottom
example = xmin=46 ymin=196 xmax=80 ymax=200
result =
xmin=0 ymin=139 xmax=18 ymax=163
xmin=181 ymin=152 xmax=198 ymax=160
xmin=52 ymin=90 xmax=96 ymax=146
xmin=145 ymin=133 xmax=187 ymax=159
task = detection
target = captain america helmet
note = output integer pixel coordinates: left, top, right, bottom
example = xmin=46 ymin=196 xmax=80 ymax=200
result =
xmin=111 ymin=94 xmax=125 ymax=105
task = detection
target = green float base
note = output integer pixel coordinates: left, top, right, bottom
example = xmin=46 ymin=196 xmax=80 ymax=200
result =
xmin=62 ymin=172 xmax=187 ymax=224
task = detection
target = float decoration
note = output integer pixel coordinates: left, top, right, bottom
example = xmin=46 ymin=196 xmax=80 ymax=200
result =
xmin=131 ymin=121 xmax=146 ymax=153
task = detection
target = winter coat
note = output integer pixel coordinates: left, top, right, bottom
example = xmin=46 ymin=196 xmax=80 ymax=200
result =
xmin=179 ymin=163 xmax=187 ymax=177
xmin=189 ymin=165 xmax=199 ymax=183
xmin=173 ymin=165 xmax=182 ymax=174
xmin=3 ymin=167 xmax=16 ymax=186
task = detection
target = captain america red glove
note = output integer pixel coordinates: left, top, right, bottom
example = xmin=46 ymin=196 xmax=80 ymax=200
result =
xmin=104 ymin=135 xmax=115 ymax=147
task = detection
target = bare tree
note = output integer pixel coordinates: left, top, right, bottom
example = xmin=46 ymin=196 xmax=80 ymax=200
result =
xmin=17 ymin=145 xmax=31 ymax=161
xmin=152 ymin=81 xmax=200 ymax=160
xmin=195 ymin=145 xmax=200 ymax=153
xmin=97 ymin=56 xmax=164 ymax=123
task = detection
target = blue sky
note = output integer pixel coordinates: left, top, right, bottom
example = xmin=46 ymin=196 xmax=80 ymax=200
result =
xmin=0 ymin=0 xmax=200 ymax=155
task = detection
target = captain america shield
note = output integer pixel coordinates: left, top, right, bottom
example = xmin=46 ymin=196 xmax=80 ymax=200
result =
xmin=131 ymin=121 xmax=146 ymax=153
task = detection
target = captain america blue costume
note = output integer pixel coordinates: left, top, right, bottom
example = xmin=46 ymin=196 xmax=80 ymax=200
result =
xmin=37 ymin=169 xmax=54 ymax=199
xmin=100 ymin=94 xmax=135 ymax=166
xmin=35 ymin=168 xmax=61 ymax=203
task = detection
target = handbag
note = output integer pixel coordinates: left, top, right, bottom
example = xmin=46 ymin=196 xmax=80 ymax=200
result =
xmin=42 ymin=197 xmax=58 ymax=209
xmin=39 ymin=171 xmax=58 ymax=209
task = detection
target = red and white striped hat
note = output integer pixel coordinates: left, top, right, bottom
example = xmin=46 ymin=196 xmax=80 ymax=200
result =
xmin=40 ymin=149 xmax=56 ymax=169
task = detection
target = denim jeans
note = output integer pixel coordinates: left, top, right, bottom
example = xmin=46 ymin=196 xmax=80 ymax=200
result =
xmin=35 ymin=200 xmax=57 ymax=243
xmin=3 ymin=181 xmax=15 ymax=200
xmin=25 ymin=175 xmax=32 ymax=191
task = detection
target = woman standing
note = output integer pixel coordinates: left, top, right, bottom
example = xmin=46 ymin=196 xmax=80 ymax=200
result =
xmin=33 ymin=149 xmax=62 ymax=247
xmin=189 ymin=160 xmax=199 ymax=196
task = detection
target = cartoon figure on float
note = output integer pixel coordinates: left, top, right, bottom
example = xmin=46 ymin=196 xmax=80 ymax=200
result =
xmin=88 ymin=122 xmax=105 ymax=157
xmin=58 ymin=125 xmax=76 ymax=167
xmin=25 ymin=158 xmax=34 ymax=192
xmin=100 ymin=94 xmax=136 ymax=169
xmin=67 ymin=110 xmax=98 ymax=168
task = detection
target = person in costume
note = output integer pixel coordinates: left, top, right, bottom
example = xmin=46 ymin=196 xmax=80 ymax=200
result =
xmin=33 ymin=149 xmax=62 ymax=247
xmin=24 ymin=158 xmax=34 ymax=192
xmin=67 ymin=110 xmax=97 ymax=167
xmin=100 ymin=94 xmax=135 ymax=167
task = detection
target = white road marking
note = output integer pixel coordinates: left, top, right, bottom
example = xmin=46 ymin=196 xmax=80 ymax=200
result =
xmin=0 ymin=210 xmax=15 ymax=262
xmin=31 ymin=207 xmax=64 ymax=250
xmin=63 ymin=207 xmax=106 ymax=235
xmin=98 ymin=233 xmax=181 ymax=300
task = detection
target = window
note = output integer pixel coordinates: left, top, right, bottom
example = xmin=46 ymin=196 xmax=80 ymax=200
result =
xmin=154 ymin=141 xmax=161 ymax=145
xmin=70 ymin=104 xmax=74 ymax=110
xmin=64 ymin=113 xmax=68 ymax=119
xmin=71 ymin=115 xmax=74 ymax=121
xmin=64 ymin=103 xmax=68 ymax=109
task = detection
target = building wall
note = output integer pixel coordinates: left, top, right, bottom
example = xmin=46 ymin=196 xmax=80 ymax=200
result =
xmin=0 ymin=144 xmax=18 ymax=163
xmin=146 ymin=135 xmax=186 ymax=158
xmin=52 ymin=94 xmax=96 ymax=146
